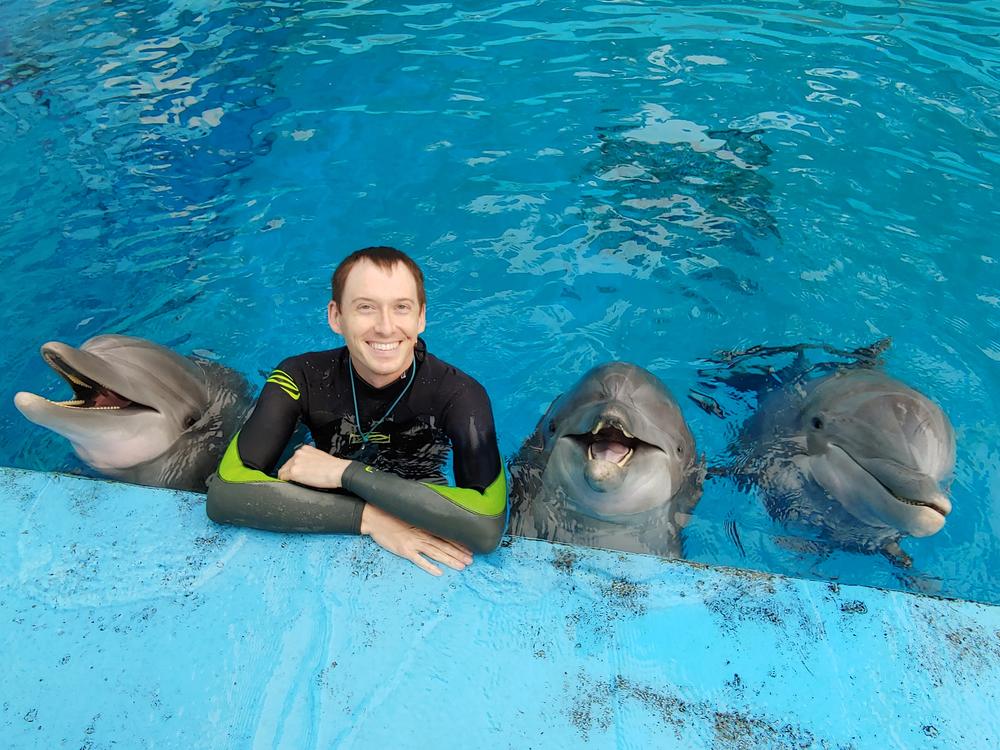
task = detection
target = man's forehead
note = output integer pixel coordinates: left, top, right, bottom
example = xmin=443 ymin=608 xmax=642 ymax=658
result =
xmin=343 ymin=259 xmax=419 ymax=299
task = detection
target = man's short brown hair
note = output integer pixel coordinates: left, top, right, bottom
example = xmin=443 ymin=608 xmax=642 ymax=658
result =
xmin=331 ymin=246 xmax=426 ymax=307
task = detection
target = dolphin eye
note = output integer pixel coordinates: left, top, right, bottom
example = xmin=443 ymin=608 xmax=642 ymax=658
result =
xmin=676 ymin=444 xmax=684 ymax=455
xmin=811 ymin=417 xmax=824 ymax=430
xmin=548 ymin=420 xmax=556 ymax=434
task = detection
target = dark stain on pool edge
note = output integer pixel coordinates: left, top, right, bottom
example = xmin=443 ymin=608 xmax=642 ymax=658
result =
xmin=552 ymin=549 xmax=577 ymax=574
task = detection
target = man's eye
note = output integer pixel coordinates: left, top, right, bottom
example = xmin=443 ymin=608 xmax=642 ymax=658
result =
xmin=358 ymin=304 xmax=374 ymax=312
xmin=396 ymin=304 xmax=411 ymax=313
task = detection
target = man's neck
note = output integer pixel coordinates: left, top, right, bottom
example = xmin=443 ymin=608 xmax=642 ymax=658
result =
xmin=353 ymin=360 xmax=413 ymax=390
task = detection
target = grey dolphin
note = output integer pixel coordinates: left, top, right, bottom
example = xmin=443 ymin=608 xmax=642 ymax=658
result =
xmin=731 ymin=368 xmax=955 ymax=565
xmin=14 ymin=334 xmax=252 ymax=492
xmin=508 ymin=362 xmax=704 ymax=558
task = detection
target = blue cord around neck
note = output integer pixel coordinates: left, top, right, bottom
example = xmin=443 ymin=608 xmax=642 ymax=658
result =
xmin=349 ymin=355 xmax=417 ymax=443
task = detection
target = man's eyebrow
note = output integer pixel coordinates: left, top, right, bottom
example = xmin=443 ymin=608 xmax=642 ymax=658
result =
xmin=348 ymin=295 xmax=417 ymax=304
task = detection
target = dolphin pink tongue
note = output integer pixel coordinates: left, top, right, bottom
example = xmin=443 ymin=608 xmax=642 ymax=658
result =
xmin=592 ymin=440 xmax=629 ymax=462
xmin=91 ymin=390 xmax=132 ymax=408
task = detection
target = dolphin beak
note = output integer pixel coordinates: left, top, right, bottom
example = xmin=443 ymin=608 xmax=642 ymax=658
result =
xmin=854 ymin=456 xmax=952 ymax=517
xmin=19 ymin=342 xmax=150 ymax=413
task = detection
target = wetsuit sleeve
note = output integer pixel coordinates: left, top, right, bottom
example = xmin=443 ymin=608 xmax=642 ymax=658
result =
xmin=206 ymin=435 xmax=366 ymax=534
xmin=236 ymin=359 xmax=305 ymax=474
xmin=206 ymin=359 xmax=366 ymax=534
xmin=340 ymin=379 xmax=507 ymax=553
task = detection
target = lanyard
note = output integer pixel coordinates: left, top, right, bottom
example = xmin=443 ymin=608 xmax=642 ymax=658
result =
xmin=348 ymin=355 xmax=416 ymax=443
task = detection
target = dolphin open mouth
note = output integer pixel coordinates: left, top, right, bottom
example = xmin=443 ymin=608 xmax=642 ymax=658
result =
xmin=38 ymin=350 xmax=153 ymax=412
xmin=570 ymin=418 xmax=647 ymax=467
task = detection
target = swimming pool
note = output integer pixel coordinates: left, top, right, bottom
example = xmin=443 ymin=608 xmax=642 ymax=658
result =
xmin=2 ymin=0 xmax=998 ymax=603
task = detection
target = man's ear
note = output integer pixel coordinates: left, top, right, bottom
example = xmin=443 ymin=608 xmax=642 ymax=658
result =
xmin=328 ymin=301 xmax=342 ymax=334
xmin=417 ymin=304 xmax=427 ymax=335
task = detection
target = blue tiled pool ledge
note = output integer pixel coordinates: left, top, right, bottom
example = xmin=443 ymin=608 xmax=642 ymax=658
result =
xmin=1 ymin=467 xmax=997 ymax=749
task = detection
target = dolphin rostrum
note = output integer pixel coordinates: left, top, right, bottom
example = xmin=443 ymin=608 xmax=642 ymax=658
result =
xmin=14 ymin=334 xmax=252 ymax=492
xmin=508 ymin=362 xmax=704 ymax=558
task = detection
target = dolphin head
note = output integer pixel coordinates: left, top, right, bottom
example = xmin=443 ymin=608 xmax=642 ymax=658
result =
xmin=540 ymin=362 xmax=698 ymax=519
xmin=798 ymin=370 xmax=955 ymax=538
xmin=14 ymin=335 xmax=212 ymax=473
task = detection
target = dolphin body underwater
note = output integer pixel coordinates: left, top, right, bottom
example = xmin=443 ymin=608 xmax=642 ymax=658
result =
xmin=508 ymin=362 xmax=704 ymax=558
xmin=14 ymin=335 xmax=253 ymax=492
xmin=694 ymin=342 xmax=955 ymax=567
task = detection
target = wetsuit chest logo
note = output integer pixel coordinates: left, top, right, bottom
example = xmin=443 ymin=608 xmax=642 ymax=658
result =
xmin=349 ymin=431 xmax=390 ymax=444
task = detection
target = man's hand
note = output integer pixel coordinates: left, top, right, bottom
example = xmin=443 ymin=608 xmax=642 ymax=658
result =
xmin=360 ymin=504 xmax=473 ymax=576
xmin=277 ymin=445 xmax=352 ymax=489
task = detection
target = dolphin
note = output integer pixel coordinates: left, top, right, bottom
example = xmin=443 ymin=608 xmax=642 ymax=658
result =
xmin=508 ymin=362 xmax=704 ymax=558
xmin=14 ymin=334 xmax=253 ymax=492
xmin=723 ymin=366 xmax=955 ymax=567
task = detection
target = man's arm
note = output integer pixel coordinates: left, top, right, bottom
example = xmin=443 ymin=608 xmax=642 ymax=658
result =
xmin=207 ymin=360 xmax=477 ymax=574
xmin=206 ymin=360 xmax=366 ymax=534
xmin=206 ymin=436 xmax=367 ymax=533
xmin=285 ymin=378 xmax=508 ymax=553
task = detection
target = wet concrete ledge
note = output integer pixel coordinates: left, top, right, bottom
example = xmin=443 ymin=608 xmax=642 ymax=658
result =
xmin=1 ymin=467 xmax=997 ymax=749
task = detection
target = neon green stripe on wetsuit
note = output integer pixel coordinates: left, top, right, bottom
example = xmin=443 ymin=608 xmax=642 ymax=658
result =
xmin=206 ymin=340 xmax=507 ymax=553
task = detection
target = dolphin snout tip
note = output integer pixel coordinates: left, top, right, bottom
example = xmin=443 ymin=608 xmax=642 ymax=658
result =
xmin=906 ymin=493 xmax=952 ymax=538
xmin=584 ymin=459 xmax=625 ymax=491
xmin=909 ymin=513 xmax=947 ymax=538
xmin=932 ymin=491 xmax=953 ymax=517
xmin=14 ymin=392 xmax=49 ymax=421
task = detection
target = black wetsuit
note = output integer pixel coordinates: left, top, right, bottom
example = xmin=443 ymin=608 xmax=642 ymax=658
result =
xmin=206 ymin=339 xmax=507 ymax=552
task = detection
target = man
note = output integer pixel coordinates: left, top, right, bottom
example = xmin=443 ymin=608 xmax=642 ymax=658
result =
xmin=206 ymin=247 xmax=507 ymax=575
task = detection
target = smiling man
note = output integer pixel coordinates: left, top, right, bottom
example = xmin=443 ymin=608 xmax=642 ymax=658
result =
xmin=206 ymin=246 xmax=507 ymax=575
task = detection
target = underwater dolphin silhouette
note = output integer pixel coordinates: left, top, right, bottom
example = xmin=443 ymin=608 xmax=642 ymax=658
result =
xmin=14 ymin=334 xmax=252 ymax=492
xmin=508 ymin=362 xmax=704 ymax=558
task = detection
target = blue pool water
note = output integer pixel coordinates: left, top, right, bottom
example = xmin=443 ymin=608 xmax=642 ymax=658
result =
xmin=1 ymin=0 xmax=998 ymax=603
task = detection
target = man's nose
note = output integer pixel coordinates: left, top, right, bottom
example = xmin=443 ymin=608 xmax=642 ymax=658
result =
xmin=374 ymin=307 xmax=393 ymax=333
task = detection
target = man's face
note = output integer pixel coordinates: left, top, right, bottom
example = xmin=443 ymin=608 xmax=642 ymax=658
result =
xmin=328 ymin=260 xmax=426 ymax=388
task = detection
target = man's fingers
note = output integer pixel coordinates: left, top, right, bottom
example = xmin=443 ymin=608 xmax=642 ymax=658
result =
xmin=420 ymin=540 xmax=472 ymax=571
xmin=434 ymin=538 xmax=474 ymax=564
xmin=416 ymin=531 xmax=472 ymax=562
xmin=408 ymin=552 xmax=443 ymax=577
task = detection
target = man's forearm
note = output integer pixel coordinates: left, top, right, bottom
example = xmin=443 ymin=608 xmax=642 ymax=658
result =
xmin=206 ymin=435 xmax=365 ymax=534
xmin=206 ymin=473 xmax=366 ymax=534
xmin=341 ymin=462 xmax=506 ymax=553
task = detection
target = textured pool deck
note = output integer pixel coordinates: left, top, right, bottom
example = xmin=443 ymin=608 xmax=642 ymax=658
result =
xmin=1 ymin=467 xmax=998 ymax=749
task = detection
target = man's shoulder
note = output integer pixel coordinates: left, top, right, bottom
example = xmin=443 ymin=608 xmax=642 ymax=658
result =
xmin=271 ymin=348 xmax=345 ymax=378
xmin=421 ymin=350 xmax=490 ymax=401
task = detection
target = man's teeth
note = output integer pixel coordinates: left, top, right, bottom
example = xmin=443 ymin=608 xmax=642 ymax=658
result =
xmin=369 ymin=342 xmax=399 ymax=351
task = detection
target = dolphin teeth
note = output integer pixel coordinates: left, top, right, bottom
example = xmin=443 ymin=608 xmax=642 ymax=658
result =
xmin=619 ymin=426 xmax=635 ymax=439
xmin=49 ymin=400 xmax=122 ymax=410
xmin=591 ymin=420 xmax=605 ymax=435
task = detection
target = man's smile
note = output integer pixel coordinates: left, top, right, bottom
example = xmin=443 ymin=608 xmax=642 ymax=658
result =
xmin=369 ymin=341 xmax=401 ymax=352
